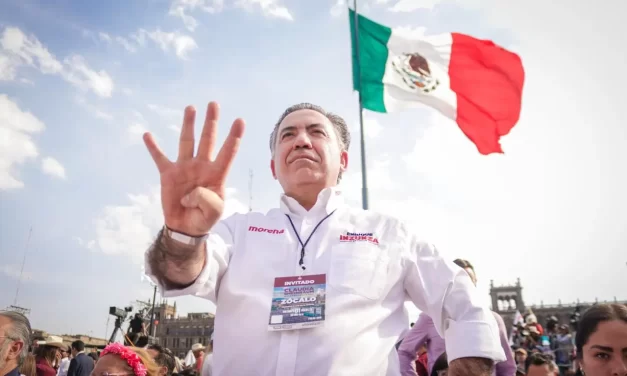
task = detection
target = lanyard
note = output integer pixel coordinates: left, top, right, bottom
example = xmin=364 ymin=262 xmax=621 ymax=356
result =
xmin=286 ymin=210 xmax=336 ymax=270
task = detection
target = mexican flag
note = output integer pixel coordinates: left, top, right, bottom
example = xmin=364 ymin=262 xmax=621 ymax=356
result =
xmin=349 ymin=9 xmax=525 ymax=154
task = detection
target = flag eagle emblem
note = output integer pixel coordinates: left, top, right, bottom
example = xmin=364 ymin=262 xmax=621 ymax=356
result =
xmin=391 ymin=53 xmax=440 ymax=93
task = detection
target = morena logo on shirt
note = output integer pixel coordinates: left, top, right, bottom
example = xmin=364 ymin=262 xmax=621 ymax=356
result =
xmin=339 ymin=231 xmax=380 ymax=244
xmin=248 ymin=226 xmax=285 ymax=234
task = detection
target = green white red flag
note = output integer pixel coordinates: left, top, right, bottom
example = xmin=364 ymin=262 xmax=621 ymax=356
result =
xmin=349 ymin=9 xmax=525 ymax=154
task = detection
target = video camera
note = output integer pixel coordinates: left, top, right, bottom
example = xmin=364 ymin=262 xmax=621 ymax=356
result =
xmin=109 ymin=306 xmax=133 ymax=320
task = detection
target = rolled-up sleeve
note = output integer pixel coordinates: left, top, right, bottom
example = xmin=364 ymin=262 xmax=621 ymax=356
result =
xmin=402 ymin=236 xmax=506 ymax=364
xmin=144 ymin=214 xmax=239 ymax=303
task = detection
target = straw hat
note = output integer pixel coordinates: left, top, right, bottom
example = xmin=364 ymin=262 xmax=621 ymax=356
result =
xmin=40 ymin=335 xmax=65 ymax=349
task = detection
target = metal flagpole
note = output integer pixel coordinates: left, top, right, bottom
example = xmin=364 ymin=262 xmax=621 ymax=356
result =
xmin=352 ymin=0 xmax=369 ymax=210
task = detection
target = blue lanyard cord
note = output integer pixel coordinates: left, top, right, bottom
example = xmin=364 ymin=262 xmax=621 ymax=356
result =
xmin=286 ymin=209 xmax=336 ymax=270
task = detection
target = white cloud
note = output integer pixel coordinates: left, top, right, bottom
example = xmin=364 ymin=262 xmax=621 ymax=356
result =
xmin=330 ymin=0 xmax=346 ymax=17
xmin=115 ymin=36 xmax=137 ymax=53
xmin=73 ymin=236 xmax=96 ymax=251
xmin=393 ymin=26 xmax=427 ymax=39
xmin=147 ymin=103 xmax=180 ymax=118
xmin=0 ymin=264 xmax=34 ymax=281
xmin=169 ymin=0 xmax=224 ymax=31
xmin=98 ymin=32 xmax=112 ymax=43
xmin=0 ymin=26 xmax=63 ymax=80
xmin=0 ymin=27 xmax=114 ymax=98
xmin=168 ymin=124 xmax=182 ymax=133
xmin=41 ymin=157 xmax=66 ymax=179
xmin=388 ymin=0 xmax=442 ymax=12
xmin=75 ymin=96 xmax=114 ymax=120
xmin=88 ymin=187 xmax=248 ymax=263
xmin=236 ymin=0 xmax=294 ymax=20
xmin=128 ymin=122 xmax=148 ymax=141
xmin=350 ymin=115 xmax=384 ymax=139
xmin=169 ymin=0 xmax=292 ymax=29
xmin=133 ymin=29 xmax=198 ymax=59
xmin=0 ymin=94 xmax=45 ymax=190
xmin=62 ymin=55 xmax=114 ymax=98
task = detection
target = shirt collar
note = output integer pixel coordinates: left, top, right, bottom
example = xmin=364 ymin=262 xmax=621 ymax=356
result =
xmin=279 ymin=186 xmax=344 ymax=217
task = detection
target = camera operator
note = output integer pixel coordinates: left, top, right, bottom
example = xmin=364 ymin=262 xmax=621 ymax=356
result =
xmin=127 ymin=313 xmax=146 ymax=346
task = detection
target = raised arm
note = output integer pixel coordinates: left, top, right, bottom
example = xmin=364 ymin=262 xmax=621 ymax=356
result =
xmin=143 ymin=102 xmax=245 ymax=289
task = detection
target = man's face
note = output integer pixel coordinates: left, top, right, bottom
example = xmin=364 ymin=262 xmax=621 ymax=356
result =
xmin=271 ymin=109 xmax=348 ymax=194
xmin=526 ymin=364 xmax=557 ymax=376
xmin=515 ymin=352 xmax=527 ymax=364
xmin=193 ymin=350 xmax=202 ymax=359
xmin=0 ymin=316 xmax=23 ymax=371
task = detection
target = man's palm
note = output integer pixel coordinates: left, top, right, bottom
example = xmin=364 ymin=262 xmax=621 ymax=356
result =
xmin=143 ymin=102 xmax=245 ymax=236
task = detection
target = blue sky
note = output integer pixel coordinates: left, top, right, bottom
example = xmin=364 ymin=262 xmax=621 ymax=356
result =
xmin=1 ymin=0 xmax=626 ymax=336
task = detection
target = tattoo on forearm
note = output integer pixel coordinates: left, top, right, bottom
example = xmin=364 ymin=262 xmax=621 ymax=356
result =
xmin=448 ymin=357 xmax=494 ymax=376
xmin=147 ymin=229 xmax=204 ymax=289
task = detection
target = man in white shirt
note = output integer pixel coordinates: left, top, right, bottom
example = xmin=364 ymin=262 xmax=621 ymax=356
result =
xmin=143 ymin=102 xmax=505 ymax=376
xmin=56 ymin=346 xmax=71 ymax=376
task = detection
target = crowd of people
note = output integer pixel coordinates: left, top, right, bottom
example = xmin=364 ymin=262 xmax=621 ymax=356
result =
xmin=0 ymin=311 xmax=214 ymax=376
xmin=0 ymin=302 xmax=625 ymax=376
xmin=395 ymin=261 xmax=627 ymax=376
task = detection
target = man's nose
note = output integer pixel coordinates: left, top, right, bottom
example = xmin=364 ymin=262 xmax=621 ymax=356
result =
xmin=293 ymin=131 xmax=312 ymax=149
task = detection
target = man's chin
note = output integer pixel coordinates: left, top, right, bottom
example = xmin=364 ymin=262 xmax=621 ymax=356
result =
xmin=290 ymin=169 xmax=324 ymax=183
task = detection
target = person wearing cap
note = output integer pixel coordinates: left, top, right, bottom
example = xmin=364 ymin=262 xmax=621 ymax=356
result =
xmin=143 ymin=102 xmax=506 ymax=376
xmin=514 ymin=348 xmax=528 ymax=372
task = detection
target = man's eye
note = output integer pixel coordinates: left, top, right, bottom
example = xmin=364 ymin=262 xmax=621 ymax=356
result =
xmin=281 ymin=132 xmax=292 ymax=139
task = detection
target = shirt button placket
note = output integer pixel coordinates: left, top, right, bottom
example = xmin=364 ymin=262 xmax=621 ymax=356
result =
xmin=298 ymin=216 xmax=314 ymax=274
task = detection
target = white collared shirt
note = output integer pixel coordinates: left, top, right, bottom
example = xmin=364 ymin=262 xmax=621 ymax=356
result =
xmin=146 ymin=187 xmax=505 ymax=376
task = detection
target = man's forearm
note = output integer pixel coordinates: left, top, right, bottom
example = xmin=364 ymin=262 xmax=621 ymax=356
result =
xmin=147 ymin=228 xmax=206 ymax=289
xmin=448 ymin=357 xmax=494 ymax=376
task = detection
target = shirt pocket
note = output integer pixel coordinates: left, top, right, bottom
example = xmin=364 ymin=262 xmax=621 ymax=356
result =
xmin=328 ymin=242 xmax=390 ymax=300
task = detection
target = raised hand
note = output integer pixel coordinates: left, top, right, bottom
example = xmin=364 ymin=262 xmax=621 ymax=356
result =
xmin=143 ymin=102 xmax=245 ymax=236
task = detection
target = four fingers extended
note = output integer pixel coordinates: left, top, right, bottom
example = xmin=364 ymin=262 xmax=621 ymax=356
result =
xmin=196 ymin=102 xmax=220 ymax=161
xmin=177 ymin=106 xmax=196 ymax=162
xmin=214 ymin=118 xmax=246 ymax=178
xmin=144 ymin=101 xmax=245 ymax=178
xmin=143 ymin=132 xmax=171 ymax=172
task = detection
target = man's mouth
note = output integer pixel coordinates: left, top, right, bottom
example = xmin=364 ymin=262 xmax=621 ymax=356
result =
xmin=290 ymin=155 xmax=317 ymax=163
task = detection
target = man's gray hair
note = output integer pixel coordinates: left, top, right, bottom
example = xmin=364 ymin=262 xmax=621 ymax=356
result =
xmin=0 ymin=311 xmax=32 ymax=367
xmin=269 ymin=103 xmax=351 ymax=182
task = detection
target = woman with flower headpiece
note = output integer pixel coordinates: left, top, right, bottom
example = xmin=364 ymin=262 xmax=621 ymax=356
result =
xmin=91 ymin=344 xmax=160 ymax=376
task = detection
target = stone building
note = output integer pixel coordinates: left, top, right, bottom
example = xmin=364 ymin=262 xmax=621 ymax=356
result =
xmin=31 ymin=329 xmax=106 ymax=352
xmin=152 ymin=301 xmax=215 ymax=358
xmin=490 ymin=278 xmax=627 ymax=333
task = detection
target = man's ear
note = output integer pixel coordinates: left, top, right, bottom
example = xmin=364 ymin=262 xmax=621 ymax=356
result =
xmin=339 ymin=150 xmax=348 ymax=173
xmin=7 ymin=340 xmax=24 ymax=361
xmin=270 ymin=159 xmax=277 ymax=179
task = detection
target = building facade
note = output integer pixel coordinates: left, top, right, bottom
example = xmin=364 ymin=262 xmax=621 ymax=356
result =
xmin=153 ymin=302 xmax=214 ymax=358
xmin=31 ymin=329 xmax=106 ymax=352
xmin=489 ymin=278 xmax=627 ymax=333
